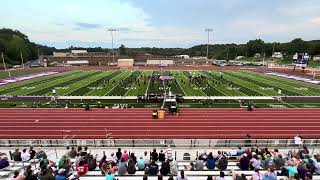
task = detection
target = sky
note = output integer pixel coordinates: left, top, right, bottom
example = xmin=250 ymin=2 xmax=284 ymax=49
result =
xmin=1 ymin=0 xmax=320 ymax=48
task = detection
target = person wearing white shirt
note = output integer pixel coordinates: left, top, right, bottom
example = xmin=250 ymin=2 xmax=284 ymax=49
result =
xmin=109 ymin=153 xmax=117 ymax=164
xmin=294 ymin=135 xmax=303 ymax=146
xmin=21 ymin=149 xmax=30 ymax=162
xmin=165 ymin=145 xmax=173 ymax=159
xmin=143 ymin=151 xmax=150 ymax=165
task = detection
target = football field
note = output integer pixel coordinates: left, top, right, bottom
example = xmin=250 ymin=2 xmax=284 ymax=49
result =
xmin=0 ymin=69 xmax=320 ymax=108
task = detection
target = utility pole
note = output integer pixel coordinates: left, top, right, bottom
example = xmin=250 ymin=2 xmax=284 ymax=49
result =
xmin=1 ymin=51 xmax=11 ymax=77
xmin=204 ymin=28 xmax=213 ymax=59
xmin=107 ymin=29 xmax=117 ymax=65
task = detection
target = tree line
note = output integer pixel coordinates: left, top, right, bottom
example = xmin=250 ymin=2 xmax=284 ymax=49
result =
xmin=1 ymin=28 xmax=320 ymax=65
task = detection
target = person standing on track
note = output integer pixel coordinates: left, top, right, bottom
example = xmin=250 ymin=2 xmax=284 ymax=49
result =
xmin=165 ymin=145 xmax=173 ymax=160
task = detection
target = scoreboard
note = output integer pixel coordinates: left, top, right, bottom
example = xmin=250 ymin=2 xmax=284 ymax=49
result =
xmin=293 ymin=53 xmax=310 ymax=68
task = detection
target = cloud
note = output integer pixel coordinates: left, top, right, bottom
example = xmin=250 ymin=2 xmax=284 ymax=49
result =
xmin=74 ymin=22 xmax=103 ymax=30
xmin=308 ymin=17 xmax=320 ymax=26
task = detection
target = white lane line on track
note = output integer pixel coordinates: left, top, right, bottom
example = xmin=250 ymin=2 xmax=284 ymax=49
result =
xmin=1 ymin=129 xmax=320 ymax=132
xmin=3 ymin=125 xmax=320 ymax=128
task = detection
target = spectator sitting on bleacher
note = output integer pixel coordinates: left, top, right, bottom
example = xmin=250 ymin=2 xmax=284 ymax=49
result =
xmin=176 ymin=170 xmax=187 ymax=180
xmin=237 ymin=146 xmax=244 ymax=156
xmin=216 ymin=155 xmax=228 ymax=171
xmin=68 ymin=147 xmax=77 ymax=159
xmin=251 ymin=168 xmax=263 ymax=180
xmin=61 ymin=159 xmax=72 ymax=175
xmin=264 ymin=154 xmax=273 ymax=169
xmin=24 ymin=167 xmax=37 ymax=180
xmin=288 ymin=162 xmax=298 ymax=178
xmin=274 ymin=154 xmax=285 ymax=170
xmin=23 ymin=165 xmax=33 ymax=177
xmin=160 ymin=159 xmax=170 ymax=175
xmin=127 ymin=159 xmax=136 ymax=174
xmin=55 ymin=169 xmax=67 ymax=180
xmin=148 ymin=160 xmax=159 ymax=175
xmin=118 ymin=158 xmax=127 ymax=175
xmin=80 ymin=147 xmax=88 ymax=157
xmin=88 ymin=154 xmax=97 ymax=171
xmin=143 ymin=151 xmax=150 ymax=165
xmin=0 ymin=155 xmax=9 ymax=169
xmin=121 ymin=150 xmax=129 ymax=162
xmin=74 ymin=154 xmax=82 ymax=167
xmin=29 ymin=146 xmax=36 ymax=159
xmin=38 ymin=168 xmax=54 ymax=180
xmin=194 ymin=156 xmax=204 ymax=170
xmin=250 ymin=154 xmax=262 ymax=170
xmin=76 ymin=160 xmax=88 ymax=176
xmin=151 ymin=149 xmax=159 ymax=162
xmin=199 ymin=150 xmax=208 ymax=161
xmin=205 ymin=154 xmax=215 ymax=170
xmin=109 ymin=153 xmax=117 ymax=164
xmin=263 ymin=167 xmax=277 ymax=180
xmin=12 ymin=149 xmax=22 ymax=162
xmin=21 ymin=148 xmax=31 ymax=162
xmin=169 ymin=157 xmax=178 ymax=175
xmin=106 ymin=171 xmax=115 ymax=180
xmin=238 ymin=153 xmax=250 ymax=170
xmin=271 ymin=149 xmax=281 ymax=158
xmin=137 ymin=156 xmax=146 ymax=170
xmin=313 ymin=154 xmax=320 ymax=174
xmin=116 ymin=148 xmax=122 ymax=161
xmin=130 ymin=152 xmax=137 ymax=164
xmin=207 ymin=175 xmax=213 ymax=180
xmin=11 ymin=170 xmax=24 ymax=180
xmin=159 ymin=150 xmax=165 ymax=162
xmin=77 ymin=147 xmax=82 ymax=156
xmin=36 ymin=150 xmax=47 ymax=160
xmin=58 ymin=156 xmax=67 ymax=169
xmin=216 ymin=171 xmax=225 ymax=180
xmin=214 ymin=151 xmax=223 ymax=160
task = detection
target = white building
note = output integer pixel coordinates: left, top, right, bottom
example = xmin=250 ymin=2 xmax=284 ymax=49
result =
xmin=66 ymin=60 xmax=89 ymax=66
xmin=71 ymin=50 xmax=88 ymax=54
xmin=313 ymin=55 xmax=320 ymax=61
xmin=272 ymin=52 xmax=283 ymax=59
xmin=118 ymin=59 xmax=134 ymax=66
xmin=53 ymin=52 xmax=70 ymax=57
xmin=174 ymin=55 xmax=190 ymax=59
xmin=147 ymin=59 xmax=174 ymax=66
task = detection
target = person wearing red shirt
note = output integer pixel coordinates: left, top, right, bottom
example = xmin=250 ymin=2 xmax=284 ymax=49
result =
xmin=76 ymin=161 xmax=88 ymax=176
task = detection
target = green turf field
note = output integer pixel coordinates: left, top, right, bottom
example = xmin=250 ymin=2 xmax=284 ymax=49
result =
xmin=1 ymin=69 xmax=320 ymax=108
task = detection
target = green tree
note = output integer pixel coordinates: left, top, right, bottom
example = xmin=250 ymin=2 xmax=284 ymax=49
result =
xmin=246 ymin=39 xmax=265 ymax=57
xmin=119 ymin=44 xmax=127 ymax=55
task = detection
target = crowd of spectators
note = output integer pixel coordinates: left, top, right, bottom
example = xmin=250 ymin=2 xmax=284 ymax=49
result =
xmin=1 ymin=144 xmax=319 ymax=180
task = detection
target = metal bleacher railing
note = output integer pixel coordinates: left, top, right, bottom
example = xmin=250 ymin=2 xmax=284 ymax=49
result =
xmin=1 ymin=138 xmax=320 ymax=148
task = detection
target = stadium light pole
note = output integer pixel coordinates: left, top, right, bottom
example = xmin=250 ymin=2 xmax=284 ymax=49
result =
xmin=204 ymin=28 xmax=213 ymax=59
xmin=107 ymin=28 xmax=117 ymax=65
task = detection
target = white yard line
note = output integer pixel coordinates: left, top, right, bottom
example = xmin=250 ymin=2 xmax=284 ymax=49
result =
xmin=104 ymin=71 xmax=133 ymax=96
xmin=144 ymin=71 xmax=153 ymax=95
xmin=124 ymin=71 xmax=143 ymax=96
xmin=174 ymin=72 xmax=187 ymax=96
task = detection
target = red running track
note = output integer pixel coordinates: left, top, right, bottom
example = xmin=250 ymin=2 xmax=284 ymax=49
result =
xmin=0 ymin=108 xmax=319 ymax=139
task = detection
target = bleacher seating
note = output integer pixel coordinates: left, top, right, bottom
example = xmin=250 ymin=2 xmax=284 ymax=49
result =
xmin=1 ymin=146 xmax=320 ymax=180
